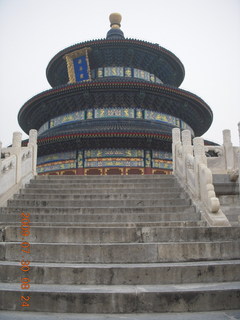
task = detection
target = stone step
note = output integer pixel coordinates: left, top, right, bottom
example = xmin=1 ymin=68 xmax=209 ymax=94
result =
xmin=1 ymin=241 xmax=240 ymax=263
xmin=13 ymin=192 xmax=188 ymax=201
xmin=26 ymin=182 xmax=179 ymax=189
xmin=7 ymin=198 xmax=191 ymax=208
xmin=0 ymin=205 xmax=197 ymax=215
xmin=4 ymin=226 xmax=239 ymax=243
xmin=220 ymin=209 xmax=240 ymax=226
xmin=214 ymin=183 xmax=239 ymax=195
xmin=218 ymin=195 xmax=240 ymax=205
xmin=0 ymin=311 xmax=240 ymax=320
xmin=36 ymin=175 xmax=175 ymax=180
xmin=0 ymin=282 xmax=239 ymax=313
xmin=221 ymin=204 xmax=240 ymax=213
xmin=0 ymin=221 xmax=207 ymax=228
xmin=19 ymin=186 xmax=183 ymax=195
xmin=0 ymin=212 xmax=201 ymax=223
xmin=218 ymin=194 xmax=240 ymax=225
xmin=33 ymin=176 xmax=176 ymax=184
xmin=231 ymin=222 xmax=240 ymax=227
xmin=222 ymin=212 xmax=240 ymax=227
xmin=1 ymin=260 xmax=239 ymax=285
xmin=213 ymin=174 xmax=236 ymax=183
xmin=29 ymin=175 xmax=176 ymax=182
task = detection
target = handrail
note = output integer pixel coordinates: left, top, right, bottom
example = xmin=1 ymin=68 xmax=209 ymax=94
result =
xmin=172 ymin=126 xmax=240 ymax=226
xmin=0 ymin=129 xmax=37 ymax=206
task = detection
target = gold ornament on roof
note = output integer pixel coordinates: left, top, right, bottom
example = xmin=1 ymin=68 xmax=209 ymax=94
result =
xmin=109 ymin=13 xmax=122 ymax=29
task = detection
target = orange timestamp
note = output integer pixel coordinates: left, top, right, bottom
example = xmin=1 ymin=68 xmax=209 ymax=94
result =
xmin=20 ymin=212 xmax=31 ymax=308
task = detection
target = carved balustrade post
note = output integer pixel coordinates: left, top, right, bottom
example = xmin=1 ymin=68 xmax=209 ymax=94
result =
xmin=28 ymin=129 xmax=38 ymax=175
xmin=238 ymin=122 xmax=240 ymax=167
xmin=172 ymin=128 xmax=181 ymax=175
xmin=193 ymin=137 xmax=206 ymax=199
xmin=182 ymin=130 xmax=192 ymax=183
xmin=238 ymin=122 xmax=240 ymax=197
xmin=12 ymin=132 xmax=22 ymax=149
xmin=238 ymin=122 xmax=240 ymax=144
xmin=193 ymin=137 xmax=207 ymax=165
xmin=0 ymin=141 xmax=2 ymax=176
xmin=12 ymin=132 xmax=22 ymax=184
xmin=223 ymin=129 xmax=234 ymax=173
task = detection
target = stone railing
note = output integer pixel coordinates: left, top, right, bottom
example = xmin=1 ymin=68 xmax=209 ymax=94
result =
xmin=205 ymin=128 xmax=239 ymax=181
xmin=172 ymin=128 xmax=232 ymax=226
xmin=0 ymin=130 xmax=37 ymax=206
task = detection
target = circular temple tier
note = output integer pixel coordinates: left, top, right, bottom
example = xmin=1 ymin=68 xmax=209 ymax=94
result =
xmin=18 ymin=14 xmax=213 ymax=175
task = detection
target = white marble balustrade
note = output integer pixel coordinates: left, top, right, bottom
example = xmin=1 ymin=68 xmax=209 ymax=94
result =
xmin=172 ymin=125 xmax=240 ymax=226
xmin=0 ymin=129 xmax=37 ymax=206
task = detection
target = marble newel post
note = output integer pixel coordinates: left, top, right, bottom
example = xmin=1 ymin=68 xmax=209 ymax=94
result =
xmin=238 ymin=122 xmax=240 ymax=197
xmin=28 ymin=129 xmax=38 ymax=175
xmin=0 ymin=141 xmax=2 ymax=174
xmin=12 ymin=132 xmax=22 ymax=184
xmin=193 ymin=137 xmax=207 ymax=199
xmin=182 ymin=130 xmax=192 ymax=183
xmin=238 ymin=122 xmax=240 ymax=143
xmin=172 ymin=128 xmax=181 ymax=174
xmin=223 ymin=129 xmax=234 ymax=173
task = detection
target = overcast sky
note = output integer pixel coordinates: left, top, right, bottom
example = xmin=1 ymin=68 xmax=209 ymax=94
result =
xmin=0 ymin=0 xmax=239 ymax=147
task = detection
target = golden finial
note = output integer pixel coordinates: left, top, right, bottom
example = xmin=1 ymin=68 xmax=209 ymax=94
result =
xmin=109 ymin=13 xmax=122 ymax=29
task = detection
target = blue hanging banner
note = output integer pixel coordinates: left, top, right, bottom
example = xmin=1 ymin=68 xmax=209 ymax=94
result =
xmin=64 ymin=48 xmax=91 ymax=83
xmin=73 ymin=55 xmax=89 ymax=82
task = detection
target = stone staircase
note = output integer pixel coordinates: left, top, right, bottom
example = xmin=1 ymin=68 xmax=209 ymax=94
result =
xmin=0 ymin=175 xmax=240 ymax=313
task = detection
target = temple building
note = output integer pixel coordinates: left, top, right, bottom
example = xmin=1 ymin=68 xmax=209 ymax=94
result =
xmin=18 ymin=13 xmax=213 ymax=175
